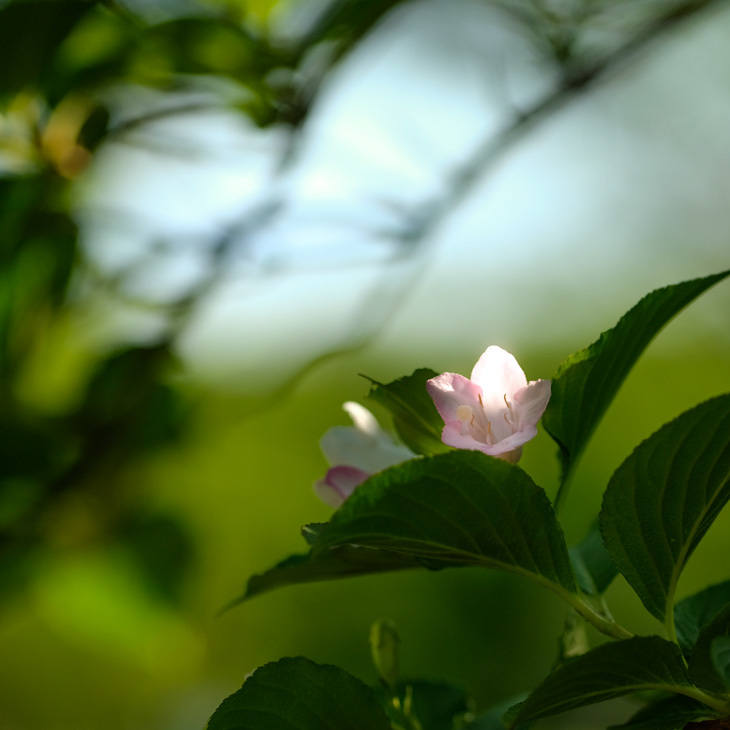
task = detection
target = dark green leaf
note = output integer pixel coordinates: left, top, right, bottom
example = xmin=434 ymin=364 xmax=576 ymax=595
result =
xmin=510 ymin=637 xmax=692 ymax=725
xmin=689 ymin=604 xmax=730 ymax=693
xmin=600 ymin=394 xmax=730 ymax=622
xmin=675 ymin=581 xmax=730 ymax=655
xmin=207 ymin=656 xmax=391 ymax=730
xmin=543 ymin=270 xmax=729 ymax=483
xmin=301 ymin=523 xmax=327 ymax=546
xmin=364 ymin=369 xmax=451 ymax=456
xmin=375 ymin=680 xmax=472 ymax=730
xmin=608 ymin=695 xmax=717 ymax=730
xmin=0 ymin=1 xmax=93 ymax=94
xmin=711 ymin=637 xmax=730 ymax=689
xmin=570 ymin=521 xmax=618 ymax=595
xmin=467 ymin=711 xmax=510 ymax=730
xmin=226 ymin=544 xmax=425 ymax=609
xmin=313 ymin=451 xmax=577 ymax=596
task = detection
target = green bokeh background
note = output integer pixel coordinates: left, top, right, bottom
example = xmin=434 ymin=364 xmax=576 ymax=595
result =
xmin=1 ymin=323 xmax=729 ymax=729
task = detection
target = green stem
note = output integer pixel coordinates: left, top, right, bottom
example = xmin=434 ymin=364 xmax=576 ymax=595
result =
xmin=567 ymin=594 xmax=633 ymax=641
xmin=676 ymin=686 xmax=730 ymax=717
xmin=553 ymin=465 xmax=576 ymax=518
xmin=664 ymin=604 xmax=678 ymax=645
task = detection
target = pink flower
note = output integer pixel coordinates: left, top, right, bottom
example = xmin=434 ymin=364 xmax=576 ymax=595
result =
xmin=314 ymin=402 xmax=414 ymax=507
xmin=426 ymin=346 xmax=551 ymax=463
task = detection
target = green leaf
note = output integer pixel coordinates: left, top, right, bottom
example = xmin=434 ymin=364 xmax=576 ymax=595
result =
xmin=711 ymin=637 xmax=730 ymax=689
xmin=313 ymin=451 xmax=577 ymax=597
xmin=376 ymin=680 xmax=472 ymax=730
xmin=569 ymin=521 xmax=618 ymax=595
xmin=689 ymin=604 xmax=730 ymax=693
xmin=364 ymin=369 xmax=451 ymax=456
xmin=600 ymin=394 xmax=730 ymax=623
xmin=543 ymin=270 xmax=729 ymax=485
xmin=207 ymin=656 xmax=392 ymax=730
xmin=608 ymin=695 xmax=717 ymax=730
xmin=0 ymin=1 xmax=92 ymax=95
xmin=509 ymin=637 xmax=692 ymax=726
xmin=675 ymin=581 xmax=730 ymax=655
xmin=226 ymin=544 xmax=425 ymax=609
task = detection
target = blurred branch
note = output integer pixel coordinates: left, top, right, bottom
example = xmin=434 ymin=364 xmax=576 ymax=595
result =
xmin=229 ymin=0 xmax=726 ymax=411
xmin=410 ymin=0 xmax=725 ymax=252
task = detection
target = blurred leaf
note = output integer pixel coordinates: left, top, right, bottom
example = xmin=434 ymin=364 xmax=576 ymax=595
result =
xmin=228 ymin=543 xmax=425 ymax=609
xmin=364 ymin=369 xmax=451 ymax=456
xmin=689 ymin=604 xmax=730 ymax=693
xmin=74 ymin=346 xmax=187 ymax=454
xmin=600 ymin=394 xmax=730 ymax=622
xmin=312 ymin=451 xmax=577 ymax=596
xmin=0 ymin=417 xmax=58 ymax=480
xmin=569 ymin=520 xmax=618 ymax=595
xmin=509 ymin=637 xmax=692 ymax=726
xmin=608 ymin=695 xmax=717 ymax=730
xmin=122 ymin=513 xmax=195 ymax=605
xmin=675 ymin=581 xmax=730 ymax=655
xmin=0 ymin=181 xmax=77 ymax=377
xmin=206 ymin=656 xmax=392 ymax=730
xmin=77 ymin=104 xmax=110 ymax=151
xmin=370 ymin=618 xmax=400 ymax=689
xmin=543 ymin=270 xmax=729 ymax=486
xmin=0 ymin=0 xmax=94 ymax=95
xmin=142 ymin=18 xmax=259 ymax=77
xmin=711 ymin=637 xmax=730 ymax=689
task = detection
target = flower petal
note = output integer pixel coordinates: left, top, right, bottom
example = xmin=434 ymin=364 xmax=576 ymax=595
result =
xmin=513 ymin=379 xmax=552 ymax=429
xmin=313 ymin=465 xmax=370 ymax=508
xmin=319 ymin=425 xmax=377 ymax=472
xmin=342 ymin=401 xmax=380 ymax=436
xmin=442 ymin=421 xmax=537 ymax=459
xmin=320 ymin=403 xmax=414 ymax=474
xmin=470 ymin=346 xmax=528 ymax=406
xmin=426 ymin=372 xmax=483 ymax=423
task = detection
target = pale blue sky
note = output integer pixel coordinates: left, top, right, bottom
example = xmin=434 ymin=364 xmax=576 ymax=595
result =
xmin=76 ymin=0 xmax=730 ymax=390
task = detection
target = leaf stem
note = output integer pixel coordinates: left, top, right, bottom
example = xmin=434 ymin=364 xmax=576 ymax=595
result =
xmin=675 ymin=686 xmax=730 ymax=717
xmin=567 ymin=594 xmax=634 ymax=641
xmin=664 ymin=605 xmax=678 ymax=645
xmin=553 ymin=464 xmax=576 ymax=518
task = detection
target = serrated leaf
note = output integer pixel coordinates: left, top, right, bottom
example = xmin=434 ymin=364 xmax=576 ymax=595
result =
xmin=570 ymin=521 xmax=618 ymax=595
xmin=675 ymin=581 xmax=730 ymax=655
xmin=600 ymin=394 xmax=730 ymax=622
xmin=226 ymin=544 xmax=425 ymax=609
xmin=543 ymin=270 xmax=729 ymax=484
xmin=689 ymin=604 xmax=730 ymax=693
xmin=467 ymin=696 xmax=531 ymax=730
xmin=207 ymin=656 xmax=391 ymax=730
xmin=510 ymin=637 xmax=692 ymax=726
xmin=364 ymin=369 xmax=451 ymax=456
xmin=711 ymin=637 xmax=730 ymax=689
xmin=301 ymin=523 xmax=327 ymax=546
xmin=608 ymin=695 xmax=716 ymax=730
xmin=312 ymin=451 xmax=577 ymax=597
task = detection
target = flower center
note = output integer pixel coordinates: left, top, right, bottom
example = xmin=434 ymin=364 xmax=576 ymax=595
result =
xmin=456 ymin=393 xmax=517 ymax=446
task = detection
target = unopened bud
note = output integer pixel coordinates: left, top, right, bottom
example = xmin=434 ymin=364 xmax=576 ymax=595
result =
xmin=370 ymin=618 xmax=401 ymax=688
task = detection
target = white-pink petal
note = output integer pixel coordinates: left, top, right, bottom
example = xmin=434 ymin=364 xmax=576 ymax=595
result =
xmin=313 ymin=465 xmax=370 ymax=508
xmin=426 ymin=345 xmax=551 ymax=463
xmin=513 ymin=379 xmax=552 ymax=429
xmin=426 ymin=372 xmax=484 ymax=424
xmin=470 ymin=346 xmax=527 ymax=406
